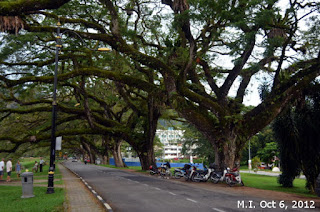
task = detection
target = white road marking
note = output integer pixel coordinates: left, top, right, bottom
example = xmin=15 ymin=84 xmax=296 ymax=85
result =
xmin=142 ymin=184 xmax=149 ymax=186
xmin=186 ymin=198 xmax=198 ymax=203
xmin=154 ymin=187 xmax=161 ymax=191
xmin=88 ymin=186 xmax=92 ymax=189
xmin=92 ymin=190 xmax=97 ymax=194
xmin=212 ymin=208 xmax=226 ymax=212
xmin=168 ymin=192 xmax=176 ymax=196
xmin=104 ymin=203 xmax=112 ymax=210
xmin=97 ymin=195 xmax=103 ymax=201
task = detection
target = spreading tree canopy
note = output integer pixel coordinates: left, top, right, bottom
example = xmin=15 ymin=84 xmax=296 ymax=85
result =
xmin=0 ymin=0 xmax=319 ymax=169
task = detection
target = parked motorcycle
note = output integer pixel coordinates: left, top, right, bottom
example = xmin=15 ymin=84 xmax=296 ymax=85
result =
xmin=149 ymin=164 xmax=160 ymax=175
xmin=191 ymin=164 xmax=215 ymax=182
xmin=185 ymin=165 xmax=199 ymax=181
xmin=174 ymin=164 xmax=191 ymax=179
xmin=225 ymin=167 xmax=244 ymax=187
xmin=211 ymin=166 xmax=244 ymax=186
xmin=159 ymin=162 xmax=172 ymax=179
xmin=211 ymin=166 xmax=228 ymax=183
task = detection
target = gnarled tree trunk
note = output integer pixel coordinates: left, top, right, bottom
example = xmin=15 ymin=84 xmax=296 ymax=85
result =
xmin=112 ymin=139 xmax=127 ymax=167
xmin=214 ymin=135 xmax=242 ymax=170
xmin=138 ymin=147 xmax=155 ymax=170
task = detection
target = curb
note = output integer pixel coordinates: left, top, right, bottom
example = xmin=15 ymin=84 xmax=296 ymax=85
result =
xmin=61 ymin=163 xmax=113 ymax=212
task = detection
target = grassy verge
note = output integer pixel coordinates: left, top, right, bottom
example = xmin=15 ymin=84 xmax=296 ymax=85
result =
xmin=0 ymin=186 xmax=65 ymax=212
xmin=34 ymin=180 xmax=64 ymax=185
xmin=6 ymin=159 xmax=62 ymax=182
xmin=99 ymin=164 xmax=146 ymax=172
xmin=0 ymin=159 xmax=66 ymax=211
xmin=241 ymin=173 xmax=316 ymax=198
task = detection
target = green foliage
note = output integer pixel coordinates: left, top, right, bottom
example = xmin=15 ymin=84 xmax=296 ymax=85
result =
xmin=153 ymin=136 xmax=164 ymax=158
xmin=256 ymin=142 xmax=278 ymax=164
xmin=1 ymin=0 xmax=319 ymax=174
xmin=251 ymin=156 xmax=261 ymax=170
xmin=273 ymin=82 xmax=320 ymax=192
xmin=181 ymin=123 xmax=214 ymax=164
xmin=241 ymin=126 xmax=277 ymax=164
xmin=304 ymin=15 xmax=320 ymax=57
xmin=273 ymin=108 xmax=302 ymax=188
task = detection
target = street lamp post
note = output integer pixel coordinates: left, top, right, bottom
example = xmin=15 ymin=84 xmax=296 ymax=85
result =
xmin=46 ymin=19 xmax=110 ymax=194
xmin=248 ymin=140 xmax=251 ymax=172
xmin=47 ymin=20 xmax=61 ymax=194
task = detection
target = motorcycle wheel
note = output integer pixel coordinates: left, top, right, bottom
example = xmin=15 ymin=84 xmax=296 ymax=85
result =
xmin=211 ymin=174 xmax=220 ymax=184
xmin=241 ymin=180 xmax=244 ymax=186
xmin=174 ymin=171 xmax=181 ymax=179
xmin=225 ymin=176 xmax=234 ymax=187
xmin=191 ymin=173 xmax=201 ymax=182
xmin=166 ymin=170 xmax=172 ymax=179
xmin=150 ymin=171 xmax=155 ymax=175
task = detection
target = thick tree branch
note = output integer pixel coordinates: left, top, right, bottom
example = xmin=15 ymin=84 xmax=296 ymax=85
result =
xmin=0 ymin=0 xmax=71 ymax=16
xmin=0 ymin=67 xmax=158 ymax=92
xmin=220 ymin=35 xmax=256 ymax=99
xmin=243 ymin=59 xmax=320 ymax=137
xmin=235 ymin=56 xmax=278 ymax=103
xmin=27 ymin=11 xmax=107 ymax=33
xmin=24 ymin=25 xmax=176 ymax=80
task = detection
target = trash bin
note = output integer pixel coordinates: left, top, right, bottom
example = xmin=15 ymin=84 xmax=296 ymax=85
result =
xmin=21 ymin=172 xmax=35 ymax=198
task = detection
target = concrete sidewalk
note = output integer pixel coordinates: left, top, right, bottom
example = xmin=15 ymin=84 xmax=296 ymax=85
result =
xmin=58 ymin=163 xmax=106 ymax=212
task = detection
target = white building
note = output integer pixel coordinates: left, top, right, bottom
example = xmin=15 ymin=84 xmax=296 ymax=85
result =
xmin=156 ymin=127 xmax=184 ymax=159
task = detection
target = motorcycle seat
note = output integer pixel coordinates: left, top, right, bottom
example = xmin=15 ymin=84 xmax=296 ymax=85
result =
xmin=230 ymin=172 xmax=239 ymax=176
xmin=197 ymin=170 xmax=207 ymax=174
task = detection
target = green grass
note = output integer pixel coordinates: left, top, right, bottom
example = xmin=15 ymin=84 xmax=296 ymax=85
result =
xmin=240 ymin=165 xmax=249 ymax=170
xmin=33 ymin=174 xmax=62 ymax=180
xmin=0 ymin=186 xmax=65 ymax=212
xmin=241 ymin=173 xmax=316 ymax=197
xmin=99 ymin=164 xmax=146 ymax=171
xmin=34 ymin=180 xmax=64 ymax=185
xmin=6 ymin=159 xmax=62 ymax=182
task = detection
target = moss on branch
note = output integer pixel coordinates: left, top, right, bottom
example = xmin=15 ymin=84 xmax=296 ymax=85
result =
xmin=0 ymin=66 xmax=158 ymax=93
xmin=243 ymin=60 xmax=320 ymax=137
xmin=0 ymin=0 xmax=71 ymax=16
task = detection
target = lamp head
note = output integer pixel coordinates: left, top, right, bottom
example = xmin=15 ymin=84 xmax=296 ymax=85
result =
xmin=97 ymin=47 xmax=111 ymax=52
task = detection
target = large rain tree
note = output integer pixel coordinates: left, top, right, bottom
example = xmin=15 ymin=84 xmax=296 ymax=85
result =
xmin=1 ymin=0 xmax=320 ymax=169
xmin=0 ymin=1 xmax=166 ymax=169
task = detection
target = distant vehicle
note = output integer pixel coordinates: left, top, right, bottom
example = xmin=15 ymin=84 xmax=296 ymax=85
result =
xmin=72 ymin=157 xmax=78 ymax=162
xmin=258 ymin=162 xmax=272 ymax=169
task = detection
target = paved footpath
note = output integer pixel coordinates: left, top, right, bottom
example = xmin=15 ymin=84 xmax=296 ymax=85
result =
xmin=58 ymin=163 xmax=106 ymax=212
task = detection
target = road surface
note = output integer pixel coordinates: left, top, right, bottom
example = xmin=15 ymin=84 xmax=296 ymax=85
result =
xmin=63 ymin=161 xmax=319 ymax=212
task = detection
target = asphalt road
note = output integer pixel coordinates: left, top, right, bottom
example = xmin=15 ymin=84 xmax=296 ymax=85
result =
xmin=63 ymin=161 xmax=319 ymax=212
